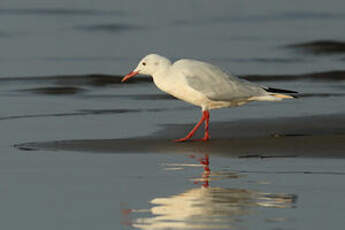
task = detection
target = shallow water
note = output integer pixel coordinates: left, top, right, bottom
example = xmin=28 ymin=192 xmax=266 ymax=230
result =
xmin=1 ymin=1 xmax=345 ymax=230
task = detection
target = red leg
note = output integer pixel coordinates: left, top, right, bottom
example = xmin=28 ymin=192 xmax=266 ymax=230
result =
xmin=192 ymin=110 xmax=210 ymax=142
xmin=174 ymin=111 xmax=207 ymax=142
xmin=201 ymin=110 xmax=210 ymax=141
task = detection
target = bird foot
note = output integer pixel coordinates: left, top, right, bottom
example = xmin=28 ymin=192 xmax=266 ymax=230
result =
xmin=191 ymin=137 xmax=209 ymax=142
xmin=173 ymin=136 xmax=209 ymax=142
xmin=192 ymin=134 xmax=210 ymax=142
xmin=173 ymin=137 xmax=192 ymax=142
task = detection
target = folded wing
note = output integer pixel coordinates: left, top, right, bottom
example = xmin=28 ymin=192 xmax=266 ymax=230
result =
xmin=175 ymin=59 xmax=267 ymax=101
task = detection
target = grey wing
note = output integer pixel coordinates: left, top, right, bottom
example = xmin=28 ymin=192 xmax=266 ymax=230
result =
xmin=184 ymin=63 xmax=267 ymax=101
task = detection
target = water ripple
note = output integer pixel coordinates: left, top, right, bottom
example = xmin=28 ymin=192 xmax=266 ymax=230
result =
xmin=75 ymin=23 xmax=144 ymax=33
xmin=0 ymin=8 xmax=122 ymax=16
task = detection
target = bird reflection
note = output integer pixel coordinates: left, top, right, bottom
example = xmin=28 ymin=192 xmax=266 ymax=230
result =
xmin=124 ymin=154 xmax=297 ymax=230
xmin=192 ymin=154 xmax=210 ymax=188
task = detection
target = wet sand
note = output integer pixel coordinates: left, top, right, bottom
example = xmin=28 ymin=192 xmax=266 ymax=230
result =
xmin=16 ymin=114 xmax=345 ymax=158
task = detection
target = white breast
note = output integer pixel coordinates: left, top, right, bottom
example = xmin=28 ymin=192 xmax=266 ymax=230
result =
xmin=152 ymin=71 xmax=208 ymax=108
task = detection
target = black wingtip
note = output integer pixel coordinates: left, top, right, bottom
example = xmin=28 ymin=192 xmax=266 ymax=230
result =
xmin=265 ymin=87 xmax=298 ymax=94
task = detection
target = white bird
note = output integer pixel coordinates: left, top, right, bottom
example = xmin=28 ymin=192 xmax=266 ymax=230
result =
xmin=122 ymin=54 xmax=297 ymax=142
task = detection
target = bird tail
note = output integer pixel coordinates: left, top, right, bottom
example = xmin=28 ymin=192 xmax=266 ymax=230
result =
xmin=248 ymin=92 xmax=295 ymax=102
xmin=249 ymin=87 xmax=297 ymax=102
xmin=265 ymin=87 xmax=298 ymax=100
xmin=264 ymin=87 xmax=298 ymax=94
xmin=269 ymin=93 xmax=294 ymax=99
xmin=248 ymin=95 xmax=284 ymax=101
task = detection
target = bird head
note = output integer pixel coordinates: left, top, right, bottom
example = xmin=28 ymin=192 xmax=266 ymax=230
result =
xmin=122 ymin=54 xmax=171 ymax=82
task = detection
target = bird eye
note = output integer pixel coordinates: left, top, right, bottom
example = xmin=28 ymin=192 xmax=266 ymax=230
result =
xmin=142 ymin=62 xmax=146 ymax=66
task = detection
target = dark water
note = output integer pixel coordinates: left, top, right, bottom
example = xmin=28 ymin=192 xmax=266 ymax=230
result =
xmin=1 ymin=1 xmax=345 ymax=230
xmin=1 ymin=0 xmax=345 ymax=77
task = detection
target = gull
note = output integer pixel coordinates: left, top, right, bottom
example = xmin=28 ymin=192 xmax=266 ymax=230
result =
xmin=122 ymin=54 xmax=297 ymax=142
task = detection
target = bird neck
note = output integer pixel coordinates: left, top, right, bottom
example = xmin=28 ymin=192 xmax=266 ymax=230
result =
xmin=151 ymin=65 xmax=172 ymax=93
xmin=150 ymin=56 xmax=172 ymax=90
xmin=152 ymin=61 xmax=171 ymax=78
